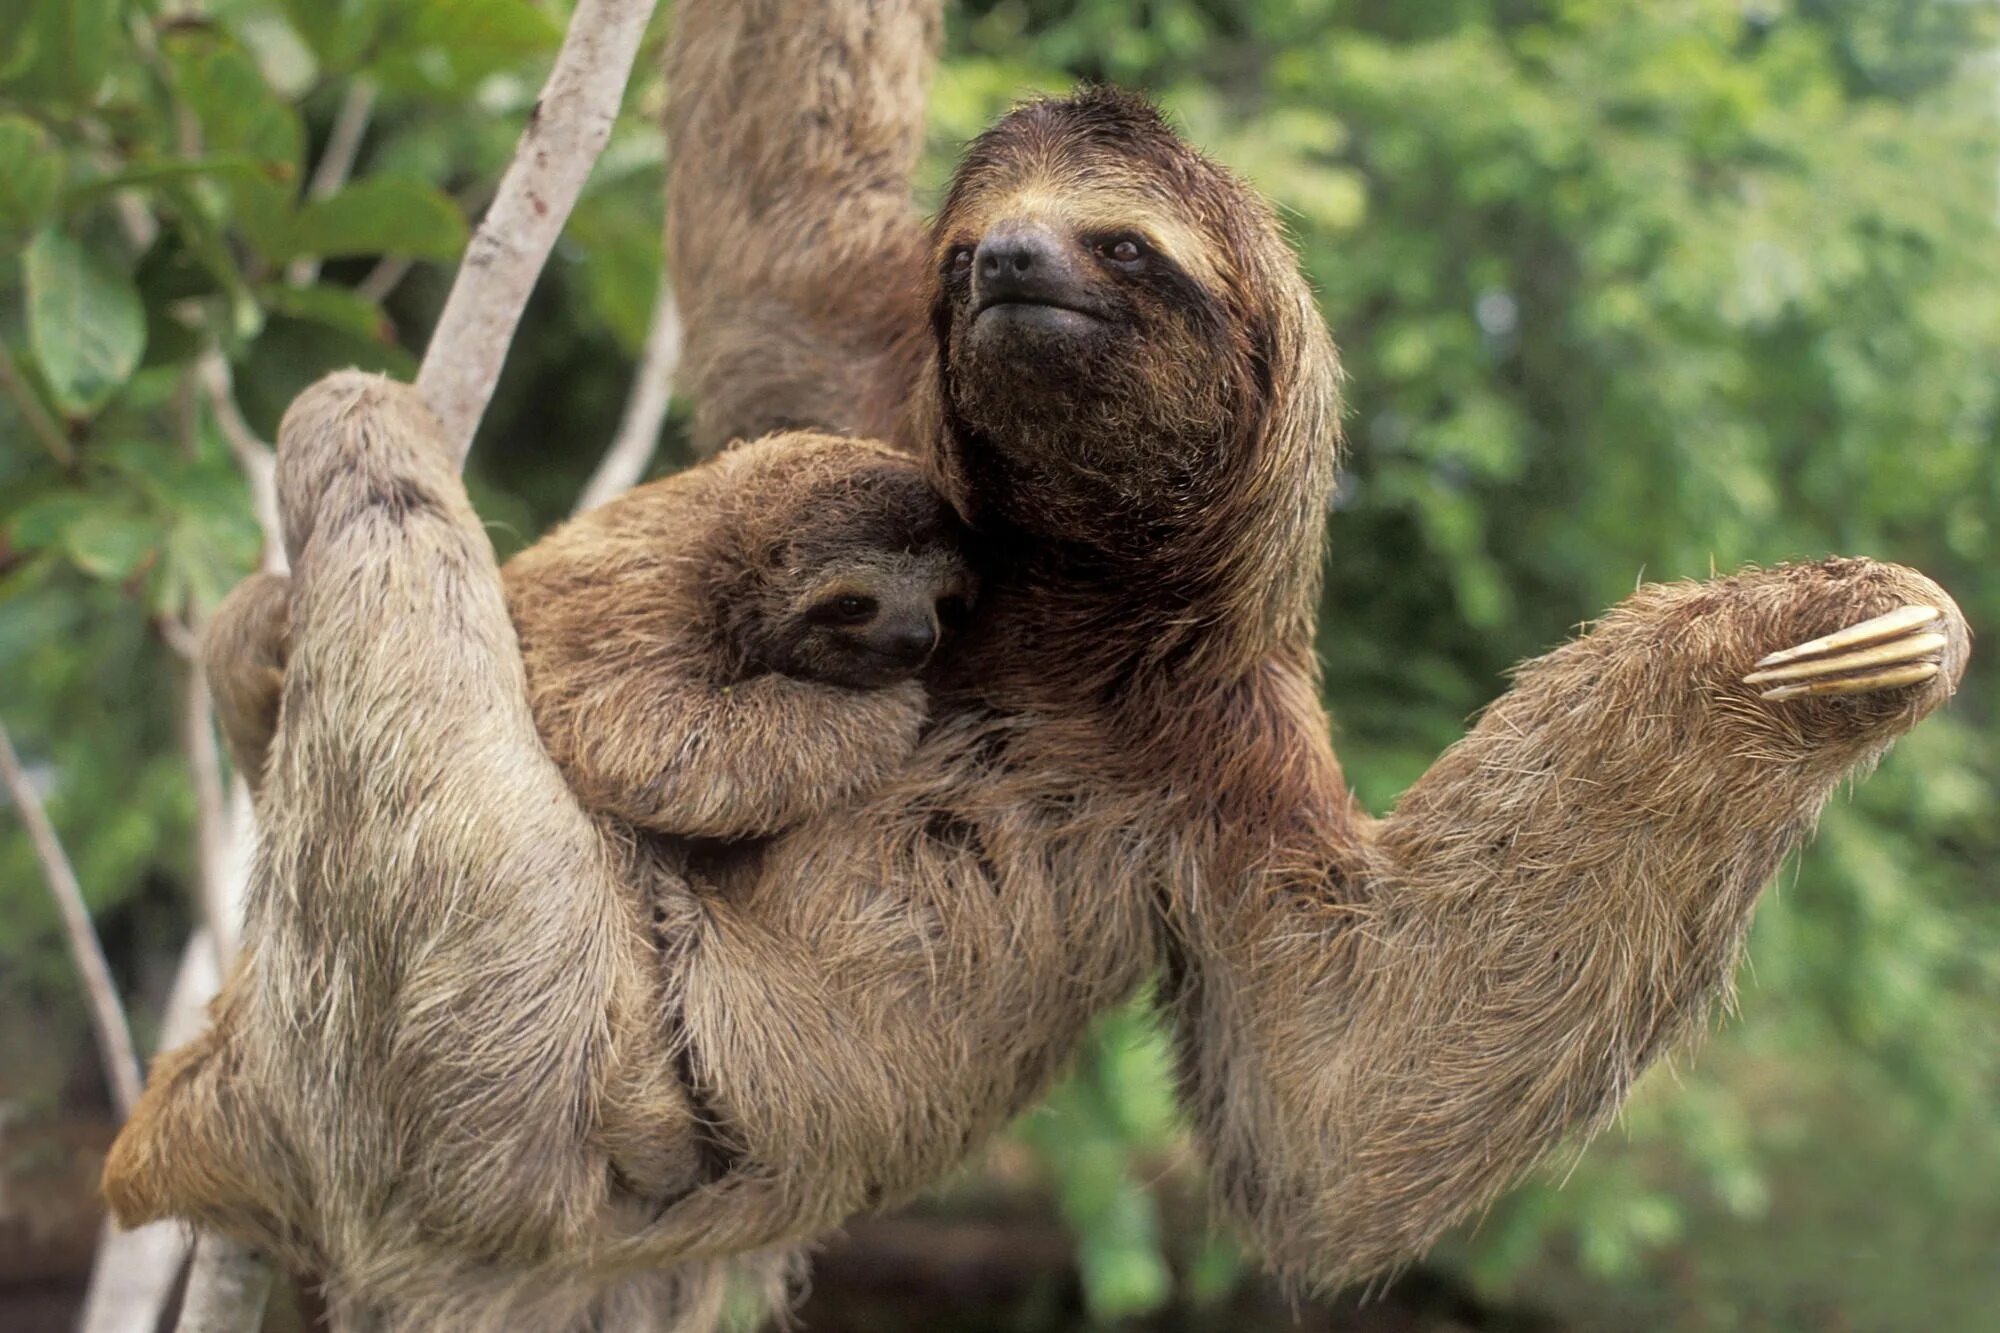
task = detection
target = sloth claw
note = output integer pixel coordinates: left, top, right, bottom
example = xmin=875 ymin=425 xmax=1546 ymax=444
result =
xmin=1747 ymin=605 xmax=1947 ymax=701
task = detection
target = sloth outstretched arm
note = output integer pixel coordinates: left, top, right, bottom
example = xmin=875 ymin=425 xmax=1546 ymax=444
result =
xmin=664 ymin=0 xmax=938 ymax=451
xmin=1167 ymin=560 xmax=1969 ymax=1289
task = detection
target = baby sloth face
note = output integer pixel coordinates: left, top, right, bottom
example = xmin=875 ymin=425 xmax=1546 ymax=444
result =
xmin=768 ymin=546 xmax=973 ymax=690
xmin=735 ymin=458 xmax=975 ymax=691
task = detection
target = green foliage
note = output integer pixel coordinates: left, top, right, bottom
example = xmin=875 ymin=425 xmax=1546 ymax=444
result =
xmin=3 ymin=3 xmax=1996 ymax=1329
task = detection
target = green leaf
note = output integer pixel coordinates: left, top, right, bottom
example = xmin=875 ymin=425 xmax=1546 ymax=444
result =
xmin=23 ymin=228 xmax=147 ymax=416
xmin=162 ymin=36 xmax=304 ymax=261
xmin=0 ymin=2 xmax=36 ymax=83
xmin=6 ymin=491 xmax=92 ymax=551
xmin=281 ymin=177 xmax=466 ymax=262
xmin=153 ymin=182 xmax=263 ymax=341
xmin=279 ymin=0 xmax=391 ymax=73
xmin=64 ymin=508 xmax=157 ymax=582
xmin=166 ymin=43 xmax=304 ymax=175
xmin=0 ymin=114 xmax=62 ymax=254
xmin=373 ymin=0 xmax=561 ymax=96
xmin=4 ymin=0 xmax=122 ymax=105
xmin=261 ymin=282 xmax=393 ymax=343
xmin=63 ymin=155 xmax=270 ymax=206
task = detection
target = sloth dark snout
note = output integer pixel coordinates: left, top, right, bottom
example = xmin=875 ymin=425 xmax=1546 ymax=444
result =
xmin=869 ymin=614 xmax=938 ymax=666
xmin=974 ymin=221 xmax=1093 ymax=313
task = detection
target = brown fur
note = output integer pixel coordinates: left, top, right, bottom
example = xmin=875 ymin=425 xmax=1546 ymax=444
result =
xmin=506 ymin=430 xmax=968 ymax=839
xmin=105 ymin=2 xmax=1971 ymax=1327
xmin=198 ymin=433 xmax=969 ymax=842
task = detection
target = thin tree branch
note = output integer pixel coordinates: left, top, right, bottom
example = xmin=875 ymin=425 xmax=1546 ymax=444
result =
xmin=356 ymin=253 xmax=416 ymax=304
xmin=0 ymin=340 xmax=75 ymax=467
xmin=157 ymin=614 xmax=200 ymax=662
xmin=78 ymin=931 xmax=223 ymax=1333
xmin=176 ymin=1234 xmax=275 ymax=1333
xmin=79 ymin=1219 xmax=191 ymax=1333
xmin=197 ymin=350 xmax=286 ymax=575
xmin=287 ymin=79 xmax=380 ymax=288
xmin=415 ymin=0 xmax=660 ymax=458
xmin=0 ymin=720 xmax=143 ymax=1117
xmin=574 ymin=284 xmax=681 ymax=512
xmin=306 ymin=79 xmax=379 ymax=203
xmin=183 ymin=669 xmax=238 ymax=967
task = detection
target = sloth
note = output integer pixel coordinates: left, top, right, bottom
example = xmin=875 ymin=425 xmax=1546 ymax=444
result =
xmin=105 ymin=2 xmax=1970 ymax=1329
xmin=494 ymin=431 xmax=970 ymax=839
xmin=200 ymin=432 xmax=971 ymax=842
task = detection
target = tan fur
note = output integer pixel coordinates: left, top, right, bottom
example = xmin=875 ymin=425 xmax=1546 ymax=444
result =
xmin=105 ymin=2 xmax=1971 ymax=1327
xmin=201 ymin=571 xmax=289 ymax=791
xmin=198 ymin=432 xmax=968 ymax=842
xmin=506 ymin=432 xmax=968 ymax=839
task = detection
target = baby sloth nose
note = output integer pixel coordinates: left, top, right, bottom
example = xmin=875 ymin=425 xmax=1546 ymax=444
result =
xmin=974 ymin=221 xmax=1085 ymax=308
xmin=871 ymin=614 xmax=938 ymax=667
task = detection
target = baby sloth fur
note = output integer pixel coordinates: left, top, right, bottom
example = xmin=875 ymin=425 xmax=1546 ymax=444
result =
xmin=507 ymin=431 xmax=972 ymax=839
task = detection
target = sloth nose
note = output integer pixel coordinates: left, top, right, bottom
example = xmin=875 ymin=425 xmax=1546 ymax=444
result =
xmin=974 ymin=221 xmax=1085 ymax=308
xmin=871 ymin=615 xmax=938 ymax=666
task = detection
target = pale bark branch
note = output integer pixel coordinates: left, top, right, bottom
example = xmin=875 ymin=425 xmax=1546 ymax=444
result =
xmin=79 ymin=932 xmax=222 ymax=1333
xmin=357 ymin=253 xmax=416 ymax=304
xmin=176 ymin=1233 xmax=275 ymax=1333
xmin=183 ymin=670 xmax=238 ymax=967
xmin=575 ymin=283 xmax=682 ymax=513
xmin=287 ymin=79 xmax=380 ymax=288
xmin=415 ymin=0 xmax=660 ymax=458
xmin=0 ymin=720 xmax=143 ymax=1117
xmin=197 ymin=350 xmax=286 ymax=576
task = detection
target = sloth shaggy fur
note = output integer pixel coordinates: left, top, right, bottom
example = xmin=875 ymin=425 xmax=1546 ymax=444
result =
xmin=104 ymin=2 xmax=1970 ymax=1328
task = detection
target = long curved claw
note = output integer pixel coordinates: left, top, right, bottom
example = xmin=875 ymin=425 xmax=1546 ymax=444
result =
xmin=1746 ymin=605 xmax=1948 ymax=702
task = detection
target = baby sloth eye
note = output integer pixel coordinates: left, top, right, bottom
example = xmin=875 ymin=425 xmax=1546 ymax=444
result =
xmin=936 ymin=594 xmax=971 ymax=630
xmin=948 ymin=247 xmax=974 ymax=276
xmin=811 ymin=593 xmax=879 ymax=626
xmin=1098 ymin=236 xmax=1147 ymax=266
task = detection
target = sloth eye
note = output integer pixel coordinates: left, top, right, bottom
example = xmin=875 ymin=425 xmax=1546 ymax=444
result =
xmin=948 ymin=247 xmax=974 ymax=276
xmin=812 ymin=593 xmax=878 ymax=626
xmin=936 ymin=594 xmax=971 ymax=629
xmin=1099 ymin=237 xmax=1147 ymax=265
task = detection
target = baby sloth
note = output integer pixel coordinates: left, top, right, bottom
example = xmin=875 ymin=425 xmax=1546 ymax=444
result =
xmin=207 ymin=431 xmax=971 ymax=842
xmin=506 ymin=431 xmax=973 ymax=840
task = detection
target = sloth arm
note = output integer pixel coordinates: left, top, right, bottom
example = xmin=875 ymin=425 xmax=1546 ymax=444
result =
xmin=1164 ymin=560 xmax=1969 ymax=1289
xmin=200 ymin=570 xmax=290 ymax=794
xmin=664 ymin=0 xmax=937 ymax=451
xmin=522 ymin=654 xmax=930 ymax=841
xmin=222 ymin=372 xmax=675 ymax=1256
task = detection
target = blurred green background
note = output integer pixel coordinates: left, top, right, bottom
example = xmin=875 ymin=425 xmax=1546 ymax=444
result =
xmin=1 ymin=2 xmax=1995 ymax=1330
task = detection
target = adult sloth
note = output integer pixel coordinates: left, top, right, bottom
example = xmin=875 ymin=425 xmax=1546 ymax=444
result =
xmin=106 ymin=1 xmax=1968 ymax=1327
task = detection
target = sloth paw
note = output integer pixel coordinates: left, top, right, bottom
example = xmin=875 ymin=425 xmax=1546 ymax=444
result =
xmin=1744 ymin=604 xmax=1947 ymax=702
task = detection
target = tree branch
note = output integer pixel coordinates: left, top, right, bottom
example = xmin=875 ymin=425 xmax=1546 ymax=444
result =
xmin=79 ymin=931 xmax=223 ymax=1333
xmin=197 ymin=350 xmax=285 ymax=576
xmin=287 ymin=79 xmax=380 ymax=288
xmin=415 ymin=0 xmax=659 ymax=457
xmin=0 ymin=720 xmax=143 ymax=1117
xmin=356 ymin=253 xmax=415 ymax=304
xmin=175 ymin=1234 xmax=275 ymax=1333
xmin=574 ymin=282 xmax=681 ymax=512
xmin=182 ymin=669 xmax=239 ymax=967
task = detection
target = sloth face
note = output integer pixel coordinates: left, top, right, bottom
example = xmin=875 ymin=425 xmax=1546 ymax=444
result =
xmin=733 ymin=464 xmax=976 ymax=690
xmin=929 ymin=89 xmax=1271 ymax=531
xmin=764 ymin=548 xmax=974 ymax=690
